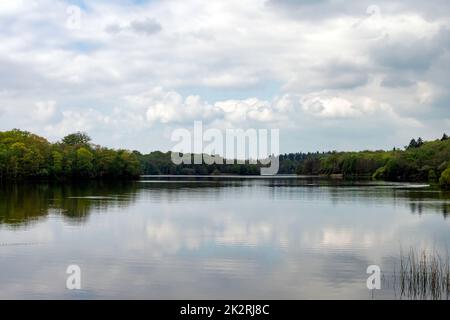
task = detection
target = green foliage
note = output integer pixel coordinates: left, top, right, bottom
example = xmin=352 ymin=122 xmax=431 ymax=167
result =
xmin=51 ymin=151 xmax=63 ymax=175
xmin=0 ymin=130 xmax=139 ymax=180
xmin=440 ymin=168 xmax=450 ymax=190
xmin=372 ymin=166 xmax=386 ymax=180
xmin=407 ymin=139 xmax=418 ymax=149
xmin=428 ymin=169 xmax=437 ymax=182
xmin=1 ymin=130 xmax=449 ymax=190
xmin=407 ymin=137 xmax=424 ymax=149
xmin=75 ymin=147 xmax=94 ymax=177
xmin=62 ymin=132 xmax=91 ymax=146
xmin=0 ymin=130 xmax=49 ymax=179
xmin=137 ymin=151 xmax=261 ymax=176
xmin=291 ymin=136 xmax=449 ymax=188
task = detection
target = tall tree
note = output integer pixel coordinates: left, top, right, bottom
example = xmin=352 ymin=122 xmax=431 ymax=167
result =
xmin=407 ymin=139 xmax=418 ymax=149
xmin=62 ymin=132 xmax=91 ymax=146
xmin=417 ymin=137 xmax=424 ymax=147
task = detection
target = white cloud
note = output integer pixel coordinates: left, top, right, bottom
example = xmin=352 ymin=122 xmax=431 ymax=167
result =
xmin=125 ymin=87 xmax=219 ymax=124
xmin=416 ymin=82 xmax=439 ymax=105
xmin=44 ymin=109 xmax=111 ymax=138
xmin=0 ymin=0 xmax=24 ymax=15
xmin=301 ymin=95 xmax=360 ymax=118
xmin=202 ymin=72 xmax=259 ymax=88
xmin=0 ymin=0 xmax=448 ymax=151
xmin=215 ymin=98 xmax=275 ymax=123
xmin=35 ymin=101 xmax=57 ymax=122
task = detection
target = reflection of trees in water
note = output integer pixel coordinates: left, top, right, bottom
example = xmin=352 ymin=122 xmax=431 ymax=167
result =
xmin=0 ymin=179 xmax=233 ymax=226
xmin=0 ymin=181 xmax=139 ymax=226
xmin=1 ymin=178 xmax=449 ymax=226
xmin=264 ymin=178 xmax=450 ymax=216
xmin=137 ymin=178 xmax=240 ymax=203
xmin=406 ymin=190 xmax=450 ymax=218
xmin=409 ymin=201 xmax=450 ymax=218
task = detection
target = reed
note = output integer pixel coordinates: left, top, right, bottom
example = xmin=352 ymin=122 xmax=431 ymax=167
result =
xmin=397 ymin=248 xmax=450 ymax=300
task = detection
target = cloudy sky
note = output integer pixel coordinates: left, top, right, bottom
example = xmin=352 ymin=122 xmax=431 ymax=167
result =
xmin=0 ymin=0 xmax=449 ymax=153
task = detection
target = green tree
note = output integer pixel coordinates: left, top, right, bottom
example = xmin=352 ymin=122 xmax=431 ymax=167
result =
xmin=0 ymin=147 xmax=6 ymax=180
xmin=94 ymin=148 xmax=116 ymax=177
xmin=0 ymin=129 xmax=141 ymax=180
xmin=116 ymin=151 xmax=140 ymax=177
xmin=439 ymin=168 xmax=450 ymax=190
xmin=417 ymin=137 xmax=424 ymax=147
xmin=52 ymin=151 xmax=63 ymax=176
xmin=407 ymin=139 xmax=418 ymax=149
xmin=428 ymin=169 xmax=437 ymax=182
xmin=75 ymin=147 xmax=94 ymax=177
xmin=62 ymin=132 xmax=91 ymax=146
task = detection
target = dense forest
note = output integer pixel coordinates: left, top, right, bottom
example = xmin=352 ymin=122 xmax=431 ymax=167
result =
xmin=0 ymin=130 xmax=140 ymax=180
xmin=293 ymin=134 xmax=450 ymax=188
xmin=0 ymin=129 xmax=449 ymax=189
xmin=137 ymin=151 xmax=261 ymax=176
xmin=137 ymin=134 xmax=450 ymax=189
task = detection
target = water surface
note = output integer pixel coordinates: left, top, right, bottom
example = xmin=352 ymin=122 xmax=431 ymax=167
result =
xmin=1 ymin=177 xmax=450 ymax=299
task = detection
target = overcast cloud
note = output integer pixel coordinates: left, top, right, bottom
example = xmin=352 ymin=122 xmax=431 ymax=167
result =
xmin=0 ymin=0 xmax=449 ymax=152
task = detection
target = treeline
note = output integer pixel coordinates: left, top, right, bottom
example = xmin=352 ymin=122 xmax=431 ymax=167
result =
xmin=136 ymin=135 xmax=450 ymax=188
xmin=137 ymin=151 xmax=261 ymax=176
xmin=137 ymin=134 xmax=448 ymax=188
xmin=291 ymin=134 xmax=450 ymax=188
xmin=0 ymin=130 xmax=140 ymax=180
xmin=1 ymin=129 xmax=450 ymax=189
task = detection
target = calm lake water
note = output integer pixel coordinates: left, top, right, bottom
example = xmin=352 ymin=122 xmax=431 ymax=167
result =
xmin=1 ymin=176 xmax=450 ymax=299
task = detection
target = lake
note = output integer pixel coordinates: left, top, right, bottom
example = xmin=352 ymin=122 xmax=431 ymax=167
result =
xmin=0 ymin=176 xmax=449 ymax=299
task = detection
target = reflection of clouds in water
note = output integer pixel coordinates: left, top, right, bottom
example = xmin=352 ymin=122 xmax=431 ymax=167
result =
xmin=318 ymin=228 xmax=396 ymax=251
xmin=1 ymin=180 xmax=450 ymax=299
xmin=135 ymin=198 xmax=450 ymax=292
xmin=214 ymin=217 xmax=273 ymax=247
xmin=200 ymin=259 xmax=258 ymax=276
xmin=321 ymin=228 xmax=355 ymax=248
xmin=146 ymin=221 xmax=202 ymax=253
xmin=144 ymin=217 xmax=277 ymax=255
xmin=141 ymin=200 xmax=450 ymax=261
xmin=0 ymin=223 xmax=55 ymax=249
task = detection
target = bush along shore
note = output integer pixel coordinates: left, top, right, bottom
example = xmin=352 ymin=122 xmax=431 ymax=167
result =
xmin=0 ymin=129 xmax=449 ymax=189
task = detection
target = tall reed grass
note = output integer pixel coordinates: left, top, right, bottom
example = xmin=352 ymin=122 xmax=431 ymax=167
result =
xmin=396 ymin=248 xmax=450 ymax=300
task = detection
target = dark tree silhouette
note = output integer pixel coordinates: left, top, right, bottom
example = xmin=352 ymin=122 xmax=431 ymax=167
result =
xmin=407 ymin=139 xmax=418 ymax=149
xmin=417 ymin=137 xmax=424 ymax=147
